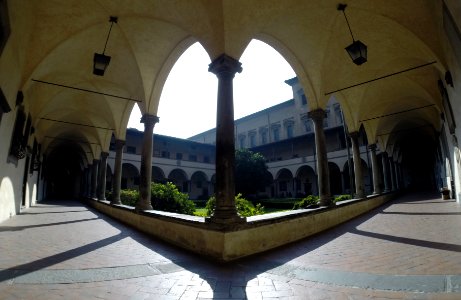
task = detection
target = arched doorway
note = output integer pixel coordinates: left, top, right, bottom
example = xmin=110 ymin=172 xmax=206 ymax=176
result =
xmin=168 ymin=169 xmax=188 ymax=193
xmin=121 ymin=163 xmax=140 ymax=189
xmin=44 ymin=144 xmax=85 ymax=199
xmin=190 ymin=171 xmax=209 ymax=200
xmin=295 ymin=165 xmax=317 ymax=197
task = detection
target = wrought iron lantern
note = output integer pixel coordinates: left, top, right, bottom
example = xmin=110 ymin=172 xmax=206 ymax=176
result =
xmin=338 ymin=4 xmax=367 ymax=65
xmin=93 ymin=16 xmax=117 ymax=76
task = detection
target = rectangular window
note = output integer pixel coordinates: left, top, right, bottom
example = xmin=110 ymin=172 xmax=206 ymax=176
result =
xmin=323 ymin=110 xmax=329 ymax=128
xmin=176 ymin=153 xmax=183 ymax=160
xmin=334 ymin=103 xmax=343 ymax=125
xmin=286 ymin=124 xmax=294 ymax=138
xmin=126 ymin=146 xmax=136 ymax=154
xmin=301 ymin=94 xmax=307 ymax=105
xmin=161 ymin=151 xmax=170 ymax=158
xmin=239 ymin=135 xmax=246 ymax=149
xmin=273 ymin=127 xmax=280 ymax=142
xmin=204 ymin=156 xmax=210 ymax=163
xmin=261 ymin=131 xmax=267 ymax=144
xmin=189 ymin=154 xmax=197 ymax=161
xmin=249 ymin=134 xmax=256 ymax=147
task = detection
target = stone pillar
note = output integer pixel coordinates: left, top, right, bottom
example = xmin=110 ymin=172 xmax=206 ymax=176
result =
xmin=349 ymin=132 xmax=365 ymax=198
xmin=91 ymin=159 xmax=99 ymax=198
xmin=381 ymin=152 xmax=391 ymax=192
xmin=394 ymin=162 xmax=400 ymax=190
xmin=369 ymin=144 xmax=382 ymax=195
xmin=208 ymin=54 xmax=244 ymax=223
xmin=97 ymin=152 xmax=109 ymax=200
xmin=135 ymin=114 xmax=159 ymax=211
xmin=308 ymin=109 xmax=333 ymax=206
xmin=389 ymin=156 xmax=396 ymax=191
xmin=86 ymin=167 xmax=92 ymax=197
xmin=112 ymin=139 xmax=125 ymax=205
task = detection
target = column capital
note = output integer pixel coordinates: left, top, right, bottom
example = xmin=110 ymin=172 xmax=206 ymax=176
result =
xmin=349 ymin=131 xmax=360 ymax=139
xmin=100 ymin=152 xmax=109 ymax=158
xmin=141 ymin=114 xmax=160 ymax=126
xmin=368 ymin=144 xmax=377 ymax=151
xmin=307 ymin=109 xmax=326 ymax=123
xmin=115 ymin=139 xmax=125 ymax=147
xmin=93 ymin=158 xmax=100 ymax=163
xmin=208 ymin=54 xmax=242 ymax=80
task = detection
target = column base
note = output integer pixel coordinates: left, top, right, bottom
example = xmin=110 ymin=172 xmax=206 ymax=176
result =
xmin=206 ymin=207 xmax=246 ymax=225
xmin=111 ymin=199 xmax=122 ymax=205
xmin=319 ymin=196 xmax=335 ymax=207
xmin=135 ymin=201 xmax=153 ymax=212
xmin=355 ymin=193 xmax=365 ymax=199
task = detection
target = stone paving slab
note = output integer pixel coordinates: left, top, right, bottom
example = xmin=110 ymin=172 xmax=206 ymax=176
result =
xmin=0 ymin=193 xmax=461 ymax=299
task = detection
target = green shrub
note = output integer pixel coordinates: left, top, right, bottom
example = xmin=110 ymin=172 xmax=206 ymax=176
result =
xmin=205 ymin=193 xmax=264 ymax=217
xmin=293 ymin=195 xmax=319 ymax=210
xmin=120 ymin=189 xmax=139 ymax=206
xmin=334 ymin=194 xmax=352 ymax=203
xmin=151 ymin=182 xmax=196 ymax=215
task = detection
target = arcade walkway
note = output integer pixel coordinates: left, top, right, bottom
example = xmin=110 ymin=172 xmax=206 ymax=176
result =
xmin=0 ymin=193 xmax=460 ymax=299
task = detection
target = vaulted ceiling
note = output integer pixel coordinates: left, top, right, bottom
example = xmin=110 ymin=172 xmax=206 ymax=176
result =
xmin=1 ymin=0 xmax=457 ymax=163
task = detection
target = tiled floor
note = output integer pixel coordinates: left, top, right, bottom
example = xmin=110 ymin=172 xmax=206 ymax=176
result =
xmin=1 ymin=192 xmax=460 ymax=299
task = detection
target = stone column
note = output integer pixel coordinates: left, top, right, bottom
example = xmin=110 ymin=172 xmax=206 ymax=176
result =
xmin=135 ymin=114 xmax=159 ymax=211
xmin=389 ymin=156 xmax=396 ymax=191
xmin=208 ymin=54 xmax=244 ymax=223
xmin=86 ymin=167 xmax=92 ymax=197
xmin=382 ymin=152 xmax=391 ymax=192
xmin=308 ymin=109 xmax=333 ymax=206
xmin=97 ymin=152 xmax=109 ymax=200
xmin=349 ymin=132 xmax=365 ymax=198
xmin=112 ymin=139 xmax=125 ymax=205
xmin=369 ymin=144 xmax=382 ymax=195
xmin=91 ymin=159 xmax=99 ymax=198
xmin=394 ymin=162 xmax=400 ymax=190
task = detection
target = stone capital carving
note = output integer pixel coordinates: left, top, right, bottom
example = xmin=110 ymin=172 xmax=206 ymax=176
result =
xmin=368 ymin=144 xmax=377 ymax=151
xmin=115 ymin=139 xmax=125 ymax=150
xmin=349 ymin=131 xmax=360 ymax=140
xmin=307 ymin=109 xmax=326 ymax=123
xmin=141 ymin=114 xmax=160 ymax=126
xmin=100 ymin=152 xmax=109 ymax=159
xmin=208 ymin=54 xmax=242 ymax=80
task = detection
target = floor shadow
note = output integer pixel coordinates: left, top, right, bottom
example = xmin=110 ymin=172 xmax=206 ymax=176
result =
xmin=1 ymin=191 xmax=457 ymax=298
xmin=20 ymin=210 xmax=89 ymax=215
xmin=0 ymin=217 xmax=99 ymax=232
xmin=380 ymin=211 xmax=461 ymax=216
xmin=349 ymin=228 xmax=461 ymax=252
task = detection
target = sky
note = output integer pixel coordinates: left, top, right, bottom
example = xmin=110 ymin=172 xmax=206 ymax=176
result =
xmin=127 ymin=40 xmax=296 ymax=138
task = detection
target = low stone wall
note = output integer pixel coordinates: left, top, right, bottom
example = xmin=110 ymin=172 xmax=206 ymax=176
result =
xmin=85 ymin=193 xmax=394 ymax=262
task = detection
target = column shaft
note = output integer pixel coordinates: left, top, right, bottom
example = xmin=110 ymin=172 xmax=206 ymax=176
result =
xmin=91 ymin=159 xmax=99 ymax=198
xmin=208 ymin=54 xmax=244 ymax=223
xmin=350 ymin=132 xmax=365 ymax=198
xmin=136 ymin=114 xmax=159 ymax=211
xmin=308 ymin=109 xmax=333 ymax=206
xmin=381 ymin=152 xmax=391 ymax=192
xmin=98 ymin=152 xmax=109 ymax=200
xmin=389 ymin=157 xmax=396 ymax=191
xmin=112 ymin=139 xmax=125 ymax=205
xmin=369 ymin=144 xmax=382 ymax=194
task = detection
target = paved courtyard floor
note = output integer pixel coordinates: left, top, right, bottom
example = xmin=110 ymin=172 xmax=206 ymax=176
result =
xmin=1 ymin=192 xmax=461 ymax=299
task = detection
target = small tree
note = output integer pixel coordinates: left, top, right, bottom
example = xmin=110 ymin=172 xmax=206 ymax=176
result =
xmin=235 ymin=149 xmax=272 ymax=197
xmin=150 ymin=182 xmax=196 ymax=215
xmin=205 ymin=193 xmax=264 ymax=217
